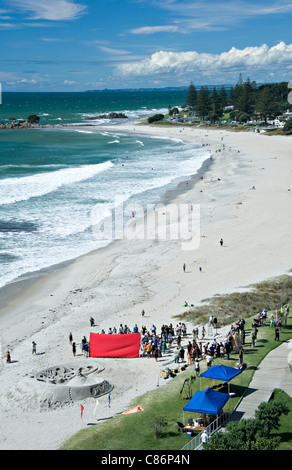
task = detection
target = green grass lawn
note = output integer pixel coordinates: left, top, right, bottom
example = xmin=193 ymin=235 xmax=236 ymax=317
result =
xmin=60 ymin=309 xmax=292 ymax=450
xmin=272 ymin=389 xmax=292 ymax=450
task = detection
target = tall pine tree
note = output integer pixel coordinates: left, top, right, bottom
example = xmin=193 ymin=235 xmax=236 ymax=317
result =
xmin=185 ymin=82 xmax=197 ymax=114
xmin=196 ymin=86 xmax=211 ymax=119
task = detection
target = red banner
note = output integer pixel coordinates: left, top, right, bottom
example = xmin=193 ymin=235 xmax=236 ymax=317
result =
xmin=89 ymin=333 xmax=141 ymax=358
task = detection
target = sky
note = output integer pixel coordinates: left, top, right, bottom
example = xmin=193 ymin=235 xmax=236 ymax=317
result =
xmin=0 ymin=0 xmax=292 ymax=91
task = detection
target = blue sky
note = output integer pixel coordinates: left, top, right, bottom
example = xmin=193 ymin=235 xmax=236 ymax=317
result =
xmin=0 ymin=0 xmax=292 ymax=91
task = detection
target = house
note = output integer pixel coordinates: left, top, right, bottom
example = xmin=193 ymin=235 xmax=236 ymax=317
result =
xmin=272 ymin=109 xmax=292 ymax=128
xmin=224 ymin=105 xmax=234 ymax=112
xmin=282 ymin=109 xmax=292 ymax=120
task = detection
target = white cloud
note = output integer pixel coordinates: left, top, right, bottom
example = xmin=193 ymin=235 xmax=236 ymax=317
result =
xmin=9 ymin=0 xmax=87 ymax=21
xmin=98 ymin=46 xmax=130 ymax=55
xmin=63 ymin=80 xmax=77 ymax=85
xmin=116 ymin=42 xmax=292 ymax=81
xmin=137 ymin=1 xmax=292 ymax=33
xmin=19 ymin=78 xmax=38 ymax=84
xmin=129 ymin=25 xmax=179 ymax=34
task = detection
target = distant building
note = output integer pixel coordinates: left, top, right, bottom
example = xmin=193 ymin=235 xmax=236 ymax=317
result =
xmin=272 ymin=109 xmax=291 ymax=128
xmin=272 ymin=117 xmax=284 ymax=128
xmin=282 ymin=109 xmax=292 ymax=120
xmin=224 ymin=105 xmax=234 ymax=112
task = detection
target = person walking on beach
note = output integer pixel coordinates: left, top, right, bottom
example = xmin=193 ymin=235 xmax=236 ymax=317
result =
xmin=72 ymin=342 xmax=76 ymax=356
xmin=183 ymin=263 xmax=186 ymax=273
xmin=6 ymin=350 xmax=11 ymax=363
xmin=32 ymin=341 xmax=37 ymax=355
xmin=220 ymin=238 xmax=223 ymax=247
xmin=69 ymin=332 xmax=73 ymax=344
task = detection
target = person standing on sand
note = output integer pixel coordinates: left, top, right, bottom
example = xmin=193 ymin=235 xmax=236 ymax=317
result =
xmin=153 ymin=346 xmax=158 ymax=362
xmin=6 ymin=351 xmax=11 ymax=363
xmin=72 ymin=342 xmax=76 ymax=356
xmin=174 ymin=348 xmax=180 ymax=363
xmin=183 ymin=263 xmax=186 ymax=272
xmin=32 ymin=341 xmax=37 ymax=355
xmin=220 ymin=238 xmax=223 ymax=246
xmin=69 ymin=332 xmax=73 ymax=344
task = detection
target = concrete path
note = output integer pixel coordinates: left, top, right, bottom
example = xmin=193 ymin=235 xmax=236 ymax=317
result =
xmin=227 ymin=338 xmax=292 ymax=422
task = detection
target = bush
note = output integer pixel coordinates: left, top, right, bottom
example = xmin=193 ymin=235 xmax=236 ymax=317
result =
xmin=148 ymin=114 xmax=164 ymax=124
xmin=27 ymin=114 xmax=40 ymax=124
xmin=151 ymin=416 xmax=167 ymax=438
xmin=283 ymin=118 xmax=292 ymax=134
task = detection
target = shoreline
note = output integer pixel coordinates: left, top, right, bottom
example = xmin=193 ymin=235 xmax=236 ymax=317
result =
xmin=0 ymin=121 xmax=292 ymax=450
xmin=0 ymin=129 xmax=213 ymax=327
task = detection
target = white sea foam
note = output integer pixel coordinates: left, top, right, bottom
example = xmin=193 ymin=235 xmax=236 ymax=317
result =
xmin=0 ymin=161 xmax=114 ymax=206
xmin=74 ymin=130 xmax=94 ymax=134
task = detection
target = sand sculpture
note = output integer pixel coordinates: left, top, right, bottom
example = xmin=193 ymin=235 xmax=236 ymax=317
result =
xmin=9 ymin=361 xmax=113 ymax=410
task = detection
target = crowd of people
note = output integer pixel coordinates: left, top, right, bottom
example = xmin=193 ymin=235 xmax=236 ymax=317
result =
xmin=75 ymin=318 xmax=240 ymax=369
xmin=4 ymin=305 xmax=289 ymax=365
xmin=65 ymin=304 xmax=289 ymax=368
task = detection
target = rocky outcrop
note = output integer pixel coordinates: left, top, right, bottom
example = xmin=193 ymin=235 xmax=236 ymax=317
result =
xmin=85 ymin=112 xmax=128 ymax=120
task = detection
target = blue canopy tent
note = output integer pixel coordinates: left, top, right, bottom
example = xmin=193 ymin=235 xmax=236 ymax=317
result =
xmin=183 ymin=387 xmax=230 ymax=426
xmin=200 ymin=365 xmax=242 ymax=394
xmin=184 ymin=387 xmax=230 ymax=415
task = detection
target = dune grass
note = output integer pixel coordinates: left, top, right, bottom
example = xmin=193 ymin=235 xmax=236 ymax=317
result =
xmin=174 ymin=275 xmax=292 ymax=327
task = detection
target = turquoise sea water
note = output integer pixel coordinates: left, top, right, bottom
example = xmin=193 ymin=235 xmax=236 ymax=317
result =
xmin=0 ymin=91 xmax=209 ymax=289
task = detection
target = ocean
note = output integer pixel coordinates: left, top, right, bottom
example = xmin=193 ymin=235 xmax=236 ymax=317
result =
xmin=0 ymin=91 xmax=209 ymax=291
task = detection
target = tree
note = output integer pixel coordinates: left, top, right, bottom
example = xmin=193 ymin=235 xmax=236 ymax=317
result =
xmin=195 ymin=86 xmax=211 ymax=119
xmin=204 ymin=418 xmax=263 ymax=450
xmin=148 ymin=114 xmax=164 ymax=124
xmin=283 ymin=118 xmax=292 ymax=134
xmin=255 ymin=85 xmax=277 ymax=122
xmin=254 ymin=401 xmax=289 ymax=438
xmin=185 ymin=82 xmax=197 ymax=114
xmin=237 ymin=78 xmax=255 ymax=117
xmin=204 ymin=399 xmax=289 ymax=450
xmin=232 ymin=75 xmax=256 ymax=120
xmin=27 ymin=114 xmax=40 ymax=124
xmin=219 ymin=85 xmax=228 ymax=108
xmin=209 ymin=87 xmax=223 ymax=122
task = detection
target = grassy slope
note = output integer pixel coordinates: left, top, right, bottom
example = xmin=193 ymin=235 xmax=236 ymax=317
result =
xmin=61 ymin=301 xmax=292 ymax=450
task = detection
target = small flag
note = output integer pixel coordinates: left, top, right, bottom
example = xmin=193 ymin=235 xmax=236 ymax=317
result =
xmin=93 ymin=400 xmax=99 ymax=417
xmin=80 ymin=404 xmax=84 ymax=418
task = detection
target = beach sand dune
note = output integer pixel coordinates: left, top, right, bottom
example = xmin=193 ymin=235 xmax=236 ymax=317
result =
xmin=0 ymin=123 xmax=291 ymax=450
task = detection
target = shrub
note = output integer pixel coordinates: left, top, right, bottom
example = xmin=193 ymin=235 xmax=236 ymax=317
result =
xmin=148 ymin=114 xmax=164 ymax=124
xmin=27 ymin=114 xmax=40 ymax=124
xmin=283 ymin=118 xmax=292 ymax=134
xmin=152 ymin=416 xmax=167 ymax=438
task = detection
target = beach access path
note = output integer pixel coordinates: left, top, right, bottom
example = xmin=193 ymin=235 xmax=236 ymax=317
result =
xmin=227 ymin=338 xmax=292 ymax=422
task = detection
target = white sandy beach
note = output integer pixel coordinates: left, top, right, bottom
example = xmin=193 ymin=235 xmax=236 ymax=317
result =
xmin=0 ymin=122 xmax=291 ymax=450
